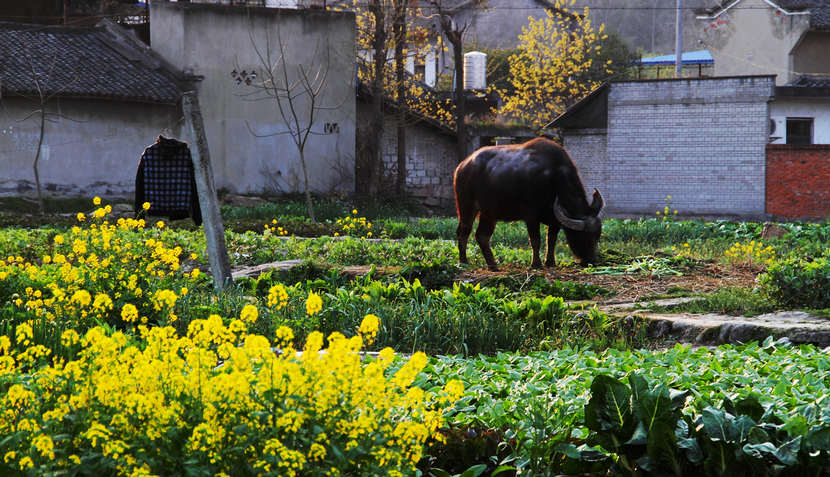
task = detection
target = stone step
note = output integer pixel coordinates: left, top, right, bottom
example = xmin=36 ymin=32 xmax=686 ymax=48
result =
xmin=635 ymin=311 xmax=830 ymax=348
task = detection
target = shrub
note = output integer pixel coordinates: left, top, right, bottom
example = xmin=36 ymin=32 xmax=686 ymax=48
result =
xmin=759 ymin=254 xmax=830 ymax=309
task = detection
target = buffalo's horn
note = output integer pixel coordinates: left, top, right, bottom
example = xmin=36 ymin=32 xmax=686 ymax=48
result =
xmin=590 ymin=189 xmax=604 ymax=216
xmin=554 ymin=197 xmax=586 ymax=231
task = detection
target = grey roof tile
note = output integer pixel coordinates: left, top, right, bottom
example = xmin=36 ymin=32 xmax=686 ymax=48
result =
xmin=0 ymin=22 xmax=183 ymax=104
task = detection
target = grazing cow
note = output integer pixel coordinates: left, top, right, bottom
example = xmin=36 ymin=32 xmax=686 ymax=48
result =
xmin=453 ymin=138 xmax=604 ymax=271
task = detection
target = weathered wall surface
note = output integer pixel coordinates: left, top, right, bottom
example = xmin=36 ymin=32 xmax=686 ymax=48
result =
xmin=695 ymin=0 xmax=810 ymax=86
xmin=0 ymin=98 xmax=180 ymax=197
xmin=606 ymin=76 xmax=774 ymax=218
xmin=151 ymin=1 xmax=356 ymax=195
xmin=766 ymin=144 xmax=830 ymax=219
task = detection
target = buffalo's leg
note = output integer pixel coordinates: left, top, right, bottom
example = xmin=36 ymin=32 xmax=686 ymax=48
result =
xmin=456 ymin=205 xmax=476 ymax=265
xmin=545 ymin=224 xmax=560 ymax=267
xmin=526 ymin=220 xmax=543 ymax=269
xmin=475 ymin=216 xmax=498 ymax=271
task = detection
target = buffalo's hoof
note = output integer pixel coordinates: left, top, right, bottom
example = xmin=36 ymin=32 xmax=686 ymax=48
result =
xmin=530 ymin=262 xmax=543 ymax=269
xmin=544 ymin=260 xmax=556 ymax=267
xmin=486 ymin=264 xmax=499 ymax=272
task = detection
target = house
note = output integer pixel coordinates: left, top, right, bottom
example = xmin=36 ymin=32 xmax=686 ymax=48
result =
xmin=0 ymin=2 xmax=356 ymax=199
xmin=0 ymin=20 xmax=186 ymax=197
xmin=150 ymin=1 xmax=356 ymax=195
xmin=695 ymin=0 xmax=830 ymax=85
xmin=356 ymin=83 xmax=458 ymax=210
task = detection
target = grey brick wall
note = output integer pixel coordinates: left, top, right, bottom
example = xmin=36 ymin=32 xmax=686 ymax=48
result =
xmin=380 ymin=115 xmax=457 ymax=210
xmin=563 ymin=76 xmax=775 ymax=218
xmin=561 ymin=128 xmax=607 ymax=199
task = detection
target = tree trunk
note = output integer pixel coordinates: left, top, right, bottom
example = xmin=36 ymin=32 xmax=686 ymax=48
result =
xmin=394 ymin=1 xmax=407 ymax=195
xmin=33 ymin=106 xmax=46 ymax=216
xmin=367 ymin=0 xmax=387 ymax=198
xmin=298 ymin=148 xmax=316 ymax=222
xmin=450 ymin=34 xmax=467 ymax=163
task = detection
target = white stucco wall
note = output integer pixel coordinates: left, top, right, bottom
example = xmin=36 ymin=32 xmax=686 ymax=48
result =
xmin=770 ymin=98 xmax=830 ymax=144
xmin=0 ymin=98 xmax=180 ymax=197
xmin=151 ymin=1 xmax=356 ymax=195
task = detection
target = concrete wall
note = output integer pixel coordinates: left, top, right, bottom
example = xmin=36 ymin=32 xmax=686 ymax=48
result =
xmin=791 ymin=31 xmax=830 ymax=80
xmin=150 ymin=1 xmax=356 ymax=195
xmin=0 ymin=97 xmax=180 ymax=197
xmin=770 ymin=97 xmax=830 ymax=145
xmin=695 ymin=0 xmax=810 ymax=86
xmin=766 ymin=144 xmax=830 ymax=219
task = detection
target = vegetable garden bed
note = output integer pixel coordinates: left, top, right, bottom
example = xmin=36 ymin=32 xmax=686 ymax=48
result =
xmin=0 ymin=197 xmax=828 ymax=475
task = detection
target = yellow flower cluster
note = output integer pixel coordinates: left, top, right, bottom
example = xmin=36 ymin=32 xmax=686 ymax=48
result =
xmin=724 ymin=241 xmax=776 ymax=268
xmin=305 ymin=292 xmax=323 ymax=316
xmin=267 ymin=284 xmax=289 ymax=310
xmin=0 ymin=316 xmax=458 ymax=475
xmin=334 ymin=209 xmax=374 ymax=239
xmin=263 ymin=219 xmax=289 ymax=236
xmin=0 ymin=199 xmax=200 ymax=356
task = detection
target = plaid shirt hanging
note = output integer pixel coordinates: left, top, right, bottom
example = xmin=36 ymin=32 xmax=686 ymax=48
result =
xmin=135 ymin=136 xmax=202 ymax=226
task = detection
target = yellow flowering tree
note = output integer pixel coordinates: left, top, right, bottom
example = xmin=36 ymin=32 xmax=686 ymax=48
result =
xmin=498 ymin=0 xmax=608 ymax=130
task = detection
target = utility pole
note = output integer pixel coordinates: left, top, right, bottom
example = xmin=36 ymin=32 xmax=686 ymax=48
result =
xmin=182 ymin=91 xmax=233 ymax=292
xmin=675 ymin=0 xmax=683 ymax=78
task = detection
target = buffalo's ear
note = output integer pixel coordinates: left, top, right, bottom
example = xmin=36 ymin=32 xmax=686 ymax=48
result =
xmin=590 ymin=189 xmax=604 ymax=216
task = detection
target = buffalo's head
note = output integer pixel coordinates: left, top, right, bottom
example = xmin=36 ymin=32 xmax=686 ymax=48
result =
xmin=554 ymin=189 xmax=604 ymax=265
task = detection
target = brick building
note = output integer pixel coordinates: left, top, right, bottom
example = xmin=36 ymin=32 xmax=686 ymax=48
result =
xmin=549 ymin=76 xmax=776 ymax=219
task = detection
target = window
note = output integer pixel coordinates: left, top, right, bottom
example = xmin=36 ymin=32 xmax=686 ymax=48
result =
xmin=414 ymin=64 xmax=426 ymax=81
xmin=786 ymin=117 xmax=813 ymax=145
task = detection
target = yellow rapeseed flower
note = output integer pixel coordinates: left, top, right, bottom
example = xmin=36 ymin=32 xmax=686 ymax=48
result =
xmin=142 ymin=202 xmax=151 ymax=211
xmin=305 ymin=292 xmax=322 ymax=316
xmin=93 ymin=196 xmax=101 ymax=205
xmin=240 ymin=304 xmax=258 ymax=324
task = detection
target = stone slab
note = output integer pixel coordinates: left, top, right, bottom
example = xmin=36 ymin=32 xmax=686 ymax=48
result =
xmin=640 ymin=311 xmax=830 ymax=348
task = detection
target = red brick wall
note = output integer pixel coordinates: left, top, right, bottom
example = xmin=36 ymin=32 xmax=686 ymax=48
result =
xmin=766 ymin=145 xmax=830 ymax=220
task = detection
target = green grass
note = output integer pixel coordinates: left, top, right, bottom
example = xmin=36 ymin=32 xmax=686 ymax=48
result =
xmin=652 ymin=286 xmax=776 ymax=316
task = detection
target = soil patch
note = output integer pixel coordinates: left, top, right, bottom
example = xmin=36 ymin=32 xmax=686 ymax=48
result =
xmin=455 ymin=262 xmax=759 ymax=304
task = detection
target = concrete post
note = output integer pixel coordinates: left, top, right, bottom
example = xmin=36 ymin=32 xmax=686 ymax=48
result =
xmin=181 ymin=91 xmax=233 ymax=291
xmin=675 ymin=0 xmax=683 ymax=78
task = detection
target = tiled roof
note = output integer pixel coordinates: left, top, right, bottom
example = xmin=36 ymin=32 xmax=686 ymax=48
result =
xmin=776 ymin=0 xmax=830 ymax=29
xmin=0 ymin=21 xmax=183 ymax=104
xmin=789 ymin=75 xmax=830 ymax=87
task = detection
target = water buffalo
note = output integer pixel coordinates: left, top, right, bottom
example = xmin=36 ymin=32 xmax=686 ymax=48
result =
xmin=453 ymin=138 xmax=604 ymax=271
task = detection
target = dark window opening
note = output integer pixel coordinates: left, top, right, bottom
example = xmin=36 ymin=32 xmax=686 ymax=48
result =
xmin=414 ymin=64 xmax=426 ymax=81
xmin=786 ymin=117 xmax=813 ymax=145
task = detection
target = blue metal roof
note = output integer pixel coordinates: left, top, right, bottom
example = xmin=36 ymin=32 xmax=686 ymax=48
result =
xmin=638 ymin=50 xmax=714 ymax=66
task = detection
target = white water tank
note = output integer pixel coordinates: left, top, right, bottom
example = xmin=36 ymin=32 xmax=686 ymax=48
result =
xmin=463 ymin=51 xmax=486 ymax=90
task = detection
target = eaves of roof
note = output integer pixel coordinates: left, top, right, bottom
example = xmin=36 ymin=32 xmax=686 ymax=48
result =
xmin=545 ymin=83 xmax=609 ymax=130
xmin=695 ymin=0 xmax=830 ymax=30
xmin=0 ymin=20 xmax=188 ymax=105
xmin=356 ymin=82 xmax=457 ymax=137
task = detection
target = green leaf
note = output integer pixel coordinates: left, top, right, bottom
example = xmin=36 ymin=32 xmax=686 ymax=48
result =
xmin=774 ymin=436 xmax=802 ymax=467
xmin=459 ymin=464 xmax=488 ymax=477
xmin=701 ymin=407 xmax=730 ymax=442
xmin=585 ymin=375 xmax=632 ymax=433
xmin=735 ymin=395 xmax=765 ymax=422
xmin=806 ymin=426 xmax=830 ymax=453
